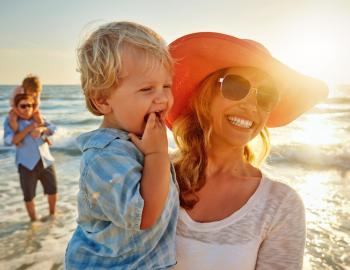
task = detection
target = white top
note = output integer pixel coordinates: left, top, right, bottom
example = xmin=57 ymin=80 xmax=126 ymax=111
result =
xmin=175 ymin=174 xmax=306 ymax=270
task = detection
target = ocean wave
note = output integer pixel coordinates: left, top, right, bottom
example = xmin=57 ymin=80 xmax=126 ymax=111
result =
xmin=269 ymin=144 xmax=350 ymax=170
xmin=41 ymin=96 xmax=83 ymax=101
xmin=51 ymin=147 xmax=81 ymax=156
xmin=52 ymin=118 xmax=100 ymax=126
xmin=310 ymin=107 xmax=350 ymax=114
xmin=0 ymin=146 xmax=15 ymax=155
xmin=326 ymin=97 xmax=350 ymax=104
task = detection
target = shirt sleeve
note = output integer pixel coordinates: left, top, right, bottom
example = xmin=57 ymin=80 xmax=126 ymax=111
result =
xmin=83 ymin=149 xmax=145 ymax=230
xmin=3 ymin=117 xmax=14 ymax=146
xmin=256 ymin=190 xmax=306 ymax=270
xmin=43 ymin=118 xmax=56 ymax=135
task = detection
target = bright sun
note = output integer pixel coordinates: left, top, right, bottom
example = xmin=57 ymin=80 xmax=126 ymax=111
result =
xmin=278 ymin=12 xmax=349 ymax=85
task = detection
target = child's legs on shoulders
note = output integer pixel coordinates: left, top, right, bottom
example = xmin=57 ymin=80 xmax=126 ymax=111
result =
xmin=32 ymin=110 xmax=44 ymax=125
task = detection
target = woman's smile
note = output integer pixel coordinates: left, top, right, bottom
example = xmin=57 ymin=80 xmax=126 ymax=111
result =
xmin=226 ymin=115 xmax=254 ymax=129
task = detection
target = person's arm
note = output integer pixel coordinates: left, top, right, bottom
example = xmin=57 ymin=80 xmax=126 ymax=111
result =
xmin=32 ymin=110 xmax=45 ymax=125
xmin=129 ymin=113 xmax=170 ymax=230
xmin=8 ymin=109 xmax=19 ymax=132
xmin=255 ymin=190 xmax=306 ymax=270
xmin=30 ymin=118 xmax=56 ymax=139
xmin=11 ymin=122 xmax=37 ymax=145
xmin=43 ymin=118 xmax=57 ymax=135
xmin=4 ymin=118 xmax=15 ymax=146
xmin=8 ymin=86 xmax=24 ymax=132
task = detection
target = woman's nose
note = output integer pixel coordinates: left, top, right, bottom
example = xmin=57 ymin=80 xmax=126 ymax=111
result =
xmin=238 ymin=88 xmax=258 ymax=111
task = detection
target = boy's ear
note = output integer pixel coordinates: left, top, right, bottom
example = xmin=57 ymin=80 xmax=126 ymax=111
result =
xmin=90 ymin=97 xmax=112 ymax=114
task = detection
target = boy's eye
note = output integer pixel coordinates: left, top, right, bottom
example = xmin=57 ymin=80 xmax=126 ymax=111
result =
xmin=140 ymin=87 xmax=153 ymax=92
xmin=164 ymin=84 xmax=172 ymax=89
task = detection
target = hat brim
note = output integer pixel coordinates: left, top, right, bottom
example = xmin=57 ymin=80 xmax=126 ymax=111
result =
xmin=166 ymin=32 xmax=329 ymax=129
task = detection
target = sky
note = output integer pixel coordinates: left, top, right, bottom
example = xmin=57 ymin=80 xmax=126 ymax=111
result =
xmin=0 ymin=0 xmax=349 ymax=85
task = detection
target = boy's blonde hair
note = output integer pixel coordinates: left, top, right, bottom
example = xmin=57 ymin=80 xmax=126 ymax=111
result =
xmin=22 ymin=75 xmax=42 ymax=93
xmin=77 ymin=21 xmax=173 ymax=115
xmin=172 ymin=68 xmax=271 ymax=209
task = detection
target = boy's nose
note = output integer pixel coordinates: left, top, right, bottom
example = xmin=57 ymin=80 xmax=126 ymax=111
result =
xmin=154 ymin=90 xmax=171 ymax=104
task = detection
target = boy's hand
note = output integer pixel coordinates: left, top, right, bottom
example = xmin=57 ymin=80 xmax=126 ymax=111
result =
xmin=129 ymin=113 xmax=168 ymax=156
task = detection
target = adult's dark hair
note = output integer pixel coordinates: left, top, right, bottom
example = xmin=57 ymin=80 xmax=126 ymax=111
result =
xmin=14 ymin=93 xmax=35 ymax=107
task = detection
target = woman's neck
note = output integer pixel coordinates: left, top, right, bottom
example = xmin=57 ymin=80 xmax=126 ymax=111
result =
xmin=206 ymin=141 xmax=259 ymax=179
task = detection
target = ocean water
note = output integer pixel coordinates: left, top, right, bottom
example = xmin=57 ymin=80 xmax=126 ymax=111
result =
xmin=0 ymin=85 xmax=349 ymax=270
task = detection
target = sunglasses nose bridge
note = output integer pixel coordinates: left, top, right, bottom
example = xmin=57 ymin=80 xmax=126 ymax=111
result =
xmin=242 ymin=87 xmax=258 ymax=105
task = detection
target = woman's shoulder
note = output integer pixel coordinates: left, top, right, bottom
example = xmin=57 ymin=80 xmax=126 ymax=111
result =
xmin=261 ymin=172 xmax=304 ymax=211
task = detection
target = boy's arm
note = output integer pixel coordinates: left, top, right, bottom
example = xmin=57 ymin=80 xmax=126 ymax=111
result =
xmin=140 ymin=152 xmax=170 ymax=229
xmin=129 ymin=113 xmax=170 ymax=230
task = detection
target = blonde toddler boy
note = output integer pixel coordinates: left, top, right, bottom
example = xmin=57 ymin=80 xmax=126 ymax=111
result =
xmin=65 ymin=21 xmax=179 ymax=269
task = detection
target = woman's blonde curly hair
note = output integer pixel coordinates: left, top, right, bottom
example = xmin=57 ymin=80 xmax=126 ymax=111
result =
xmin=172 ymin=68 xmax=271 ymax=209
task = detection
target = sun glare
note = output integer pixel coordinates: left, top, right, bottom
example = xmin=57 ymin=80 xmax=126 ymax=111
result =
xmin=291 ymin=114 xmax=336 ymax=146
xmin=279 ymin=12 xmax=349 ymax=84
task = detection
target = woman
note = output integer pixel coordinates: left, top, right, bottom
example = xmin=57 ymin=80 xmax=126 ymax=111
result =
xmin=165 ymin=33 xmax=328 ymax=269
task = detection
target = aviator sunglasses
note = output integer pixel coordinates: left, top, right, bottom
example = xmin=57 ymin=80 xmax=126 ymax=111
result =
xmin=18 ymin=103 xmax=34 ymax=109
xmin=218 ymin=74 xmax=280 ymax=112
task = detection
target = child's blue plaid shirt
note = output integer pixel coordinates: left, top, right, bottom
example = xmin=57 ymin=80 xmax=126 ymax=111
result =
xmin=65 ymin=128 xmax=179 ymax=269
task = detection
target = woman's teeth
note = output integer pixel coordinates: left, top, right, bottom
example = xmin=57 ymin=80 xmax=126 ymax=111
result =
xmin=227 ymin=116 xmax=253 ymax=129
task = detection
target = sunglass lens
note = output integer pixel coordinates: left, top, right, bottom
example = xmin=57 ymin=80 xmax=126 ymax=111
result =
xmin=221 ymin=75 xmax=250 ymax=101
xmin=257 ymin=85 xmax=279 ymax=111
xmin=19 ymin=104 xmax=33 ymax=109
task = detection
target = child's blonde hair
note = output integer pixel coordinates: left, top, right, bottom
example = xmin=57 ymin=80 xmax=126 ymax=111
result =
xmin=22 ymin=75 xmax=42 ymax=93
xmin=172 ymin=68 xmax=271 ymax=209
xmin=77 ymin=21 xmax=173 ymax=115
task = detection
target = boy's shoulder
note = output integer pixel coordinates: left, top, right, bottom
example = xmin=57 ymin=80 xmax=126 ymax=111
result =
xmin=77 ymin=128 xmax=141 ymax=157
xmin=77 ymin=128 xmax=144 ymax=177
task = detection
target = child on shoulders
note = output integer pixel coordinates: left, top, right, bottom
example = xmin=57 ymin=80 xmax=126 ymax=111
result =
xmin=8 ymin=75 xmax=52 ymax=145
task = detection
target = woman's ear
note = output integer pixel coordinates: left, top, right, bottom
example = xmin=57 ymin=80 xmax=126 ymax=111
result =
xmin=90 ymin=97 xmax=112 ymax=115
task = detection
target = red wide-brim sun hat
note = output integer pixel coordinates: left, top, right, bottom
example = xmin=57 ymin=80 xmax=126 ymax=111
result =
xmin=165 ymin=32 xmax=329 ymax=129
